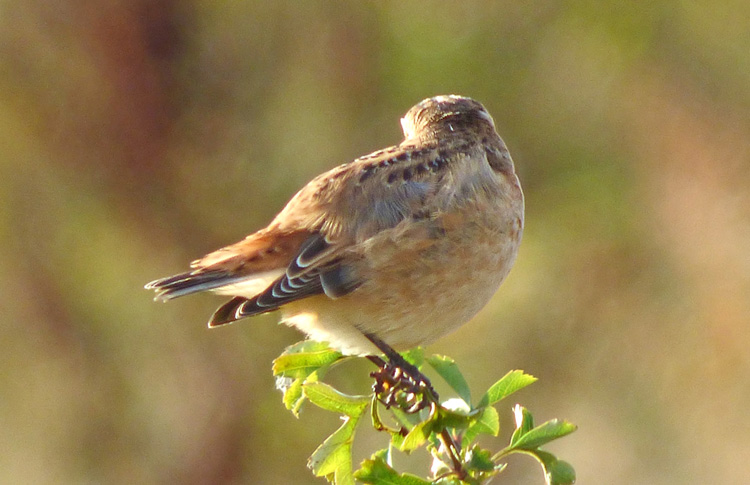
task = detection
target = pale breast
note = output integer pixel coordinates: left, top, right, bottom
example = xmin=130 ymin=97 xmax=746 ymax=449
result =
xmin=280 ymin=165 xmax=524 ymax=355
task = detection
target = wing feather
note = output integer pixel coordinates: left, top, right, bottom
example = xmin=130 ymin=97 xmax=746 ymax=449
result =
xmin=228 ymin=233 xmax=363 ymax=322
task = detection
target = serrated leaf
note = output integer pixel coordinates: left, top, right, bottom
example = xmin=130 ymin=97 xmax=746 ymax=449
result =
xmin=303 ymin=381 xmax=369 ymax=417
xmin=510 ymin=419 xmax=577 ymax=451
xmin=478 ymin=370 xmax=537 ymax=407
xmin=427 ymin=355 xmax=471 ymax=405
xmin=534 ymin=451 xmax=576 ymax=485
xmin=272 ymin=345 xmax=343 ymax=379
xmin=354 ymin=451 xmax=431 ymax=485
xmin=281 ymin=377 xmax=305 ymax=416
xmin=284 ymin=340 xmax=336 ymax=354
xmin=464 ymin=406 xmax=500 ymax=446
xmin=278 ymin=368 xmax=325 ymax=417
xmin=308 ymin=415 xmax=360 ymax=484
xmin=466 ymin=445 xmax=495 ymax=472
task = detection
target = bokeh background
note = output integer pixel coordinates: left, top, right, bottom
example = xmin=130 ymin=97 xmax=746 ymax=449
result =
xmin=2 ymin=2 xmax=749 ymax=484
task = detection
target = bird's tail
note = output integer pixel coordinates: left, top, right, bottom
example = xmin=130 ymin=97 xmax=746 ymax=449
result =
xmin=145 ymin=270 xmax=246 ymax=301
xmin=208 ymin=296 xmax=251 ymax=326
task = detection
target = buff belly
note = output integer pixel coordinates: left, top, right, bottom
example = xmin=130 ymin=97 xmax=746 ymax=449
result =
xmin=281 ymin=212 xmax=523 ymax=356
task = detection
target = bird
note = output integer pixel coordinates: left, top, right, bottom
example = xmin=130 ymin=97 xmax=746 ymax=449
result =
xmin=146 ymin=95 xmax=524 ymax=359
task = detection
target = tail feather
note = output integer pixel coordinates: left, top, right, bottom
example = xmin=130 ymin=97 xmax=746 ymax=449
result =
xmin=145 ymin=270 xmax=246 ymax=301
xmin=208 ymin=296 xmax=251 ymax=326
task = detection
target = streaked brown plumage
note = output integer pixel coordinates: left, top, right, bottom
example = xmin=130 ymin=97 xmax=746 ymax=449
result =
xmin=146 ymin=95 xmax=524 ymax=355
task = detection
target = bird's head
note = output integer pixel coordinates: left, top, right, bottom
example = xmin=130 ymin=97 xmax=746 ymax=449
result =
xmin=400 ymin=95 xmax=496 ymax=141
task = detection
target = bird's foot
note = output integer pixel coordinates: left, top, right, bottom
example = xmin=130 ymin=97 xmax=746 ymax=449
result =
xmin=369 ymin=358 xmax=438 ymax=413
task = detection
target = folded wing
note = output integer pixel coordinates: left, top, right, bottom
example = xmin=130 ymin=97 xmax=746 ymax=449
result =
xmin=210 ymin=233 xmax=363 ymax=326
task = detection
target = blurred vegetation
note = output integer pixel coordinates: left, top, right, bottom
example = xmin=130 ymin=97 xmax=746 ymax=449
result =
xmin=1 ymin=1 xmax=748 ymax=484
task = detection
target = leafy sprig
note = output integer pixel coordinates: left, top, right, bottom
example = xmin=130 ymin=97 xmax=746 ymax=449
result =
xmin=273 ymin=342 xmax=576 ymax=484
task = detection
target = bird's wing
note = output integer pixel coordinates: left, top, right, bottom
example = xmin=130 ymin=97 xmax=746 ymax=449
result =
xmin=271 ymin=141 xmax=451 ymax=240
xmin=219 ymin=232 xmax=362 ymax=325
xmin=211 ymin=141 xmax=460 ymax=324
xmin=150 ymin=139 xmax=458 ymax=325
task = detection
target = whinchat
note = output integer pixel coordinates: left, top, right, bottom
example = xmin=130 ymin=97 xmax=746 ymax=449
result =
xmin=146 ymin=95 xmax=524 ymax=356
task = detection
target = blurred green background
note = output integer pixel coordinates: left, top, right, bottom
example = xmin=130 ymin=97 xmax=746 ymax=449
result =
xmin=2 ymin=2 xmax=749 ymax=483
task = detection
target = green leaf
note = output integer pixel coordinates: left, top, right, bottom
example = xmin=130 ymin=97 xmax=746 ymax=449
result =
xmin=427 ymin=355 xmax=471 ymax=405
xmin=308 ymin=415 xmax=360 ymax=484
xmin=534 ymin=451 xmax=577 ymax=485
xmin=510 ymin=404 xmax=534 ymax=447
xmin=272 ymin=342 xmax=343 ymax=379
xmin=370 ymin=396 xmax=388 ymax=431
xmin=277 ymin=367 xmax=326 ymax=417
xmin=478 ymin=370 xmax=537 ymax=407
xmin=354 ymin=451 xmax=431 ymax=485
xmin=389 ymin=430 xmax=406 ymax=450
xmin=433 ymin=476 xmax=474 ymax=485
xmin=390 ymin=405 xmax=427 ymax=429
xmin=466 ymin=445 xmax=495 ymax=472
xmin=303 ymin=381 xmax=369 ymax=417
xmin=381 ymin=406 xmax=423 ymax=450
xmin=400 ymin=347 xmax=425 ymax=368
xmin=281 ymin=376 xmax=305 ymax=416
xmin=434 ymin=406 xmax=474 ymax=431
xmin=294 ymin=340 xmax=335 ymax=352
xmin=546 ymin=459 xmax=576 ymax=485
xmin=463 ymin=406 xmax=500 ymax=445
xmin=400 ymin=418 xmax=433 ymax=452
xmin=511 ymin=419 xmax=578 ymax=451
